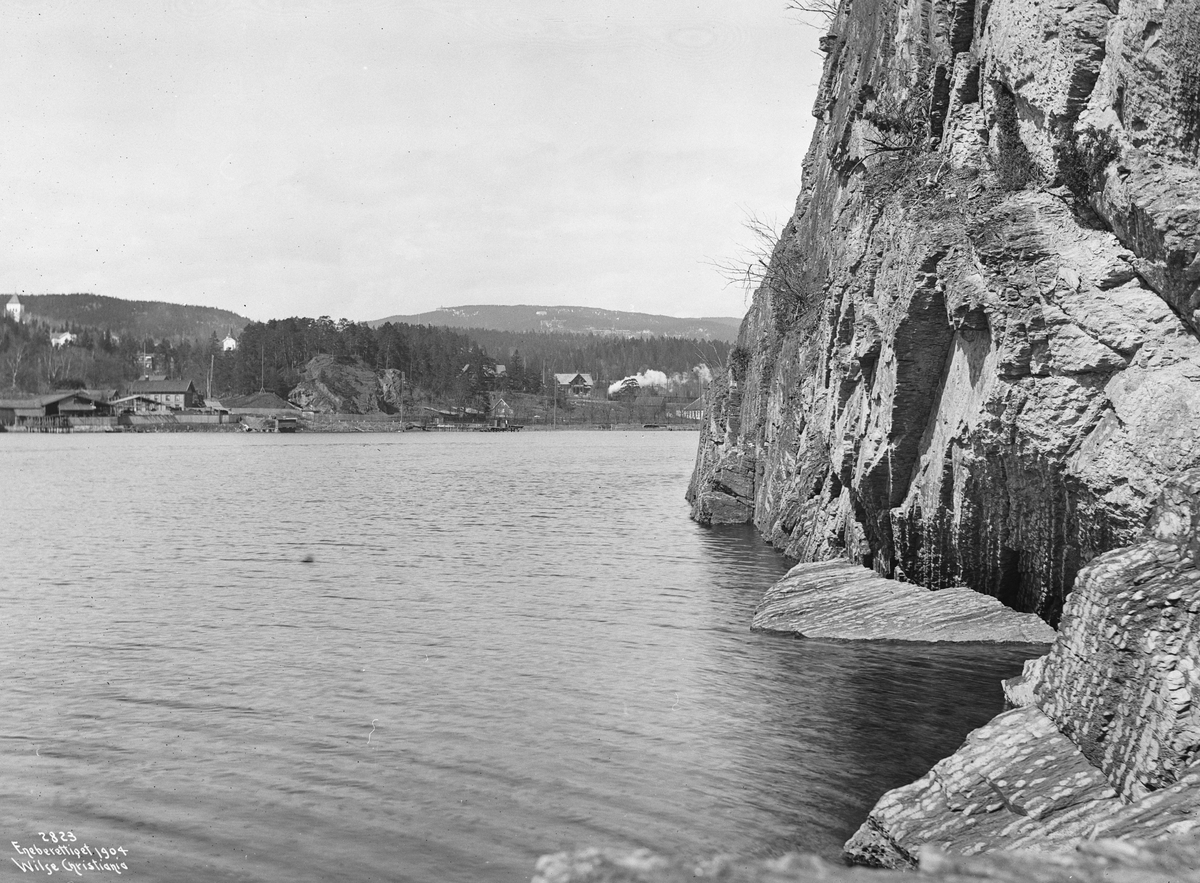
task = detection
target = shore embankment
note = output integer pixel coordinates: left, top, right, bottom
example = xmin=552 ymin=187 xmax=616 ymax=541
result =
xmin=1 ymin=415 xmax=702 ymax=434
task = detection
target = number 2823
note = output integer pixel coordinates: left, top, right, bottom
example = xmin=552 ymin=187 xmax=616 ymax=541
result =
xmin=39 ymin=831 xmax=77 ymax=843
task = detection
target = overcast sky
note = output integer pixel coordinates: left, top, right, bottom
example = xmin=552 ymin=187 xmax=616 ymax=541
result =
xmin=1 ymin=1 xmax=823 ymax=322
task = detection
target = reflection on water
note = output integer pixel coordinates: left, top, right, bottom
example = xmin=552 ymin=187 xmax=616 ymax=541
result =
xmin=0 ymin=432 xmax=1036 ymax=882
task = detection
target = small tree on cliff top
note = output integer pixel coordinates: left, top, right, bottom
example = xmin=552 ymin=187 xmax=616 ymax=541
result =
xmin=786 ymin=0 xmax=839 ymax=27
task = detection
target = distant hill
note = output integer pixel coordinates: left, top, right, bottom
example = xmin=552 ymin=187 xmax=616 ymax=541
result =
xmin=11 ymin=293 xmax=250 ymax=342
xmin=370 ymin=305 xmax=743 ymax=342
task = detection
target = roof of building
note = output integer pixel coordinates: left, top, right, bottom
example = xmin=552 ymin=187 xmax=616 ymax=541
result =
xmin=129 ymin=379 xmax=196 ymax=394
xmin=7 ymin=294 xmax=20 ymax=304
xmin=0 ymin=390 xmax=107 ymax=410
xmin=682 ymin=397 xmax=705 ymax=410
xmin=57 ymin=400 xmax=103 ymax=413
xmin=223 ymin=391 xmax=298 ymax=411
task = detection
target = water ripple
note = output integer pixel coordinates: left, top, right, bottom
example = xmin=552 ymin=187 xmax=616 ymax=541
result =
xmin=0 ymin=432 xmax=1035 ymax=883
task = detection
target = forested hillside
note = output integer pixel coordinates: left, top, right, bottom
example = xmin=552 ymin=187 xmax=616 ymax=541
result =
xmin=212 ymin=319 xmax=728 ymax=404
xmin=373 ymin=304 xmax=741 ymax=341
xmin=211 ymin=318 xmax=490 ymax=403
xmin=12 ymin=294 xmax=248 ymax=342
xmin=2 ymin=304 xmax=729 ymax=406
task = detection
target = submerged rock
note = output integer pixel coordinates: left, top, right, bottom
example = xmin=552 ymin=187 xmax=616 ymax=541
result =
xmin=752 ymin=560 xmax=1055 ymax=643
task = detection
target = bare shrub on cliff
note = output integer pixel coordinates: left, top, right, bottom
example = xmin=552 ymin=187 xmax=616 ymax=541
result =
xmin=786 ymin=0 xmax=839 ymax=27
xmin=861 ymin=78 xmax=934 ymax=157
xmin=707 ymin=213 xmax=805 ymax=305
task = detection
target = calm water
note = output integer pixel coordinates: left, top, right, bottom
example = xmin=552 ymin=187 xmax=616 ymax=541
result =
xmin=0 ymin=431 xmax=1038 ymax=882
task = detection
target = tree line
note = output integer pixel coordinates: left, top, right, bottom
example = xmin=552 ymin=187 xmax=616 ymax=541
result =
xmin=1 ymin=312 xmax=730 ymax=405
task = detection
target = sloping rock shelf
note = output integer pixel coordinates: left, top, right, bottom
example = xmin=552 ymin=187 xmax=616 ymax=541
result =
xmin=751 ymin=561 xmax=1057 ymax=644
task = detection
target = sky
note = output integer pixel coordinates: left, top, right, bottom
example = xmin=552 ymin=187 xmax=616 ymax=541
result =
xmin=0 ymin=1 xmax=824 ymax=323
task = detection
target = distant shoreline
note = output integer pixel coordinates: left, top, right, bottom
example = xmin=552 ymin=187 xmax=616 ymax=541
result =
xmin=1 ymin=420 xmax=701 ymax=435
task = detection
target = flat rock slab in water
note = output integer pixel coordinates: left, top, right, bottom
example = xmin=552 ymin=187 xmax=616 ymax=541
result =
xmin=751 ymin=561 xmax=1056 ymax=643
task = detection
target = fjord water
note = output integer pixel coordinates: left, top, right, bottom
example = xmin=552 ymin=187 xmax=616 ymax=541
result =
xmin=1 ymin=431 xmax=1036 ymax=882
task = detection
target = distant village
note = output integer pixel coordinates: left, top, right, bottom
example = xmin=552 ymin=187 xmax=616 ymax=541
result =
xmin=0 ymin=295 xmax=709 ymax=434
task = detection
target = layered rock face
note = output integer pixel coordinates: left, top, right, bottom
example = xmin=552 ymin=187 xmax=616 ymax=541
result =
xmin=845 ymin=469 xmax=1200 ymax=866
xmin=687 ymin=0 xmax=1200 ymax=623
xmin=287 ymin=353 xmax=404 ymax=414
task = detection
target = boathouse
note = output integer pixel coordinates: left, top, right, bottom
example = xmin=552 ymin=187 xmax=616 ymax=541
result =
xmin=0 ymin=391 xmax=113 ymax=430
xmin=488 ymin=395 xmax=516 ymax=428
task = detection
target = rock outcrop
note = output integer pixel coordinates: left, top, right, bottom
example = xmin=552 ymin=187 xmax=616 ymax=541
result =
xmin=683 ymin=0 xmax=1200 ymax=870
xmin=534 ymin=839 xmax=1200 ymax=883
xmin=287 ymin=353 xmax=404 ymax=415
xmin=687 ymin=373 xmax=756 ymax=524
xmin=752 ymin=560 xmax=1056 ymax=642
xmin=689 ymin=0 xmax=1200 ymax=625
xmin=844 ymin=469 xmax=1200 ymax=866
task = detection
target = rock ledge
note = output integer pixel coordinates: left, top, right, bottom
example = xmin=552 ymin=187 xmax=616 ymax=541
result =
xmin=751 ymin=561 xmax=1057 ymax=643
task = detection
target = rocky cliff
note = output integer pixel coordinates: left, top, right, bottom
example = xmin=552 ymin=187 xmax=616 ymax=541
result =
xmin=687 ymin=0 xmax=1200 ymax=624
xmin=844 ymin=468 xmax=1200 ymax=866
xmin=287 ymin=353 xmax=404 ymax=415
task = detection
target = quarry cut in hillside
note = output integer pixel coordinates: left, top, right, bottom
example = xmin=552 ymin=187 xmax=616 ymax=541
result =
xmin=688 ymin=0 xmax=1200 ymax=626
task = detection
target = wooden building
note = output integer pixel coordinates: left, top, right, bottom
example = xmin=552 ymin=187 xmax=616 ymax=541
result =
xmin=127 ymin=379 xmax=201 ymax=410
xmin=554 ymin=372 xmax=594 ymax=396
xmin=0 ymin=391 xmax=113 ymax=429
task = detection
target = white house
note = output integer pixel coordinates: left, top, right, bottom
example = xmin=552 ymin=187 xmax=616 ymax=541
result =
xmin=222 ymin=335 xmax=238 ymax=352
xmin=50 ymin=331 xmax=77 ymax=348
xmin=5 ymin=295 xmax=22 ymax=323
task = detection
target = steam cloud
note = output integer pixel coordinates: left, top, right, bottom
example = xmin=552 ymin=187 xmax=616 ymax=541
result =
xmin=608 ymin=369 xmax=704 ymax=396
